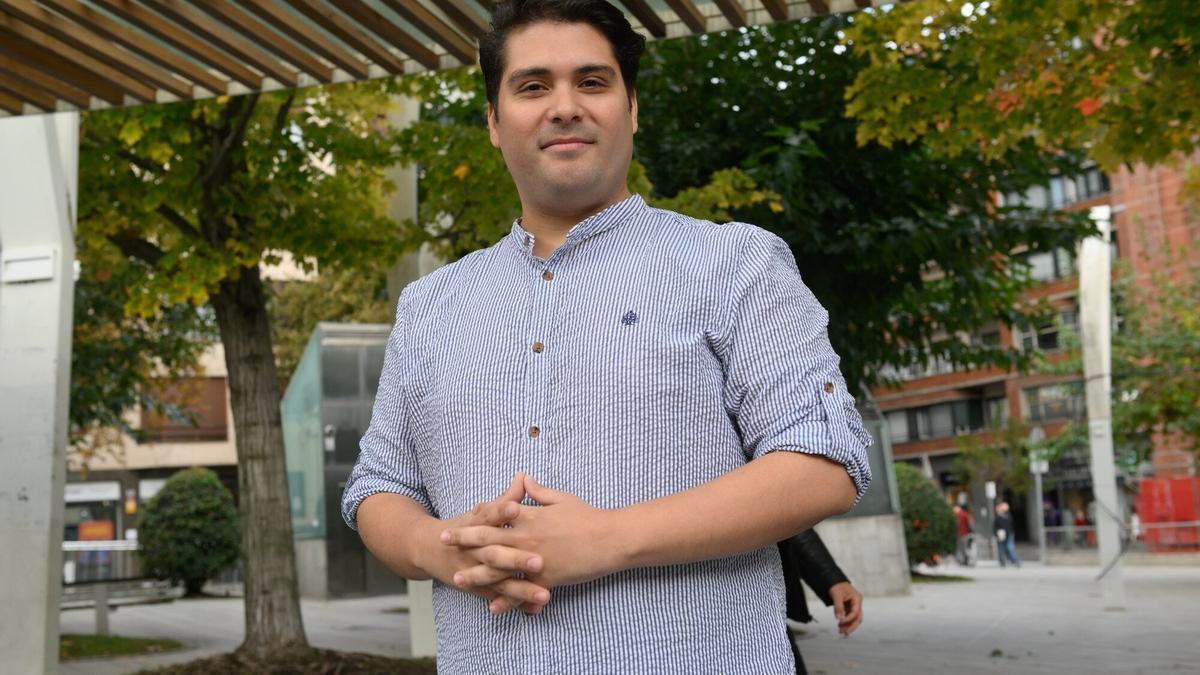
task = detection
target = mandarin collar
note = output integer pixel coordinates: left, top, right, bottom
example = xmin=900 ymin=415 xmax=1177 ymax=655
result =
xmin=509 ymin=194 xmax=647 ymax=259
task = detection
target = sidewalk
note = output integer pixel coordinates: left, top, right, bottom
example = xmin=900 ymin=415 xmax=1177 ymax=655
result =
xmin=60 ymin=563 xmax=1199 ymax=674
xmin=800 ymin=563 xmax=1199 ymax=674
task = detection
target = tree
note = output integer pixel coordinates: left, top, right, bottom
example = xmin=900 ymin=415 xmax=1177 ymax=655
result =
xmin=70 ymin=246 xmax=216 ymax=470
xmin=139 ymin=467 xmax=240 ymax=596
xmin=952 ymin=418 xmax=1039 ymax=498
xmin=78 ymin=81 xmax=407 ymax=659
xmin=844 ymin=0 xmax=1200 ymax=172
xmin=269 ymin=264 xmax=393 ymax=384
xmin=894 ymin=462 xmax=956 ymax=566
xmin=631 ymin=17 xmax=1096 ymax=393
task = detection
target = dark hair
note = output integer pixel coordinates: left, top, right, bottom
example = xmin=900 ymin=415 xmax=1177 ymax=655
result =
xmin=479 ymin=0 xmax=646 ymax=114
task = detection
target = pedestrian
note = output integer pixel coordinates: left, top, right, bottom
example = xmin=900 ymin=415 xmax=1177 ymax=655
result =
xmin=779 ymin=530 xmax=864 ymax=675
xmin=954 ymin=504 xmax=975 ymax=565
xmin=994 ymin=501 xmax=1020 ymax=567
xmin=340 ymin=1 xmax=873 ymax=672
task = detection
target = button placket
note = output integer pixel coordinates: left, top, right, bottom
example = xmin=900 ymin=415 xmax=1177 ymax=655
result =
xmin=525 ymin=262 xmax=557 ymax=449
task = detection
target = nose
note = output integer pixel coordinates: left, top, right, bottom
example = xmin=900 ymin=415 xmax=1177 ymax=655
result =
xmin=547 ymin=87 xmax=583 ymax=124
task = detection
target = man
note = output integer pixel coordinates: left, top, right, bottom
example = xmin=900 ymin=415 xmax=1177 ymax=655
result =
xmin=342 ymin=1 xmax=872 ymax=671
xmin=778 ymin=530 xmax=863 ymax=675
xmin=994 ymin=501 xmax=1020 ymax=567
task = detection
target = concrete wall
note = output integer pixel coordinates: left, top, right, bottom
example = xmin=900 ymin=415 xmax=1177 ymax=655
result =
xmin=813 ymin=513 xmax=912 ymax=597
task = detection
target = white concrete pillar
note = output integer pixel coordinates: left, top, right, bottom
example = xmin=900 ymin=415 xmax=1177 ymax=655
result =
xmin=1079 ymin=205 xmax=1124 ymax=608
xmin=0 ymin=111 xmax=79 ymax=674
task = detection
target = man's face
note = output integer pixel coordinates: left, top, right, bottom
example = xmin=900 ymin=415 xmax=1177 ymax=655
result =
xmin=488 ymin=21 xmax=638 ymax=217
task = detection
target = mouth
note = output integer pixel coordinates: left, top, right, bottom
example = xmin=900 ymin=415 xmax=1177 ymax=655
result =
xmin=540 ymin=137 xmax=593 ymax=151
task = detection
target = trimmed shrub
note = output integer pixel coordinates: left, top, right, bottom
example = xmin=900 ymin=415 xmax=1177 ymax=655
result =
xmin=139 ymin=468 xmax=240 ymax=595
xmin=894 ymin=462 xmax=956 ymax=566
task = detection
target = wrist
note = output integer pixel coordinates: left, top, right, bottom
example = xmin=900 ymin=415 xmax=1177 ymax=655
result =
xmin=601 ymin=506 xmax=645 ymax=573
xmin=406 ymin=517 xmax=443 ymax=580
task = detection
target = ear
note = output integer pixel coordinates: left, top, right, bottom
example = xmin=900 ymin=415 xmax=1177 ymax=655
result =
xmin=487 ymin=102 xmax=501 ymax=148
xmin=629 ymin=89 xmax=638 ymax=135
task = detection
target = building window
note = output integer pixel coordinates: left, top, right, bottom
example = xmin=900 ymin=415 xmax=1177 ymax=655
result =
xmin=985 ymin=396 xmax=1009 ymax=426
xmin=1023 ymin=248 xmax=1076 ymax=282
xmin=1003 ymin=166 xmax=1110 ymax=210
xmin=1022 ymin=307 xmax=1079 ymax=352
xmin=1024 ymin=382 xmax=1086 ymax=422
xmin=885 ymin=400 xmax=986 ymax=443
xmin=141 ymin=377 xmax=228 ymax=442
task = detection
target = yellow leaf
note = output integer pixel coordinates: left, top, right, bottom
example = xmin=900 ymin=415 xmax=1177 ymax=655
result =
xmin=453 ymin=164 xmax=471 ymax=180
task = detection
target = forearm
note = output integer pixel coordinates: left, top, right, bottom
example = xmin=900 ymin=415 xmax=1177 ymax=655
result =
xmin=356 ymin=492 xmax=439 ymax=580
xmin=611 ymin=451 xmax=856 ymax=570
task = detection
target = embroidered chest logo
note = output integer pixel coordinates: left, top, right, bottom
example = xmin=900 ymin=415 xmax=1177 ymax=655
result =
xmin=620 ymin=310 xmax=639 ymax=326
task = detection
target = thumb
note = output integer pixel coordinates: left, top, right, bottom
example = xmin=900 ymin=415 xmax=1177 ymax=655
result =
xmin=501 ymin=472 xmax=526 ymax=502
xmin=523 ymin=475 xmax=569 ymax=506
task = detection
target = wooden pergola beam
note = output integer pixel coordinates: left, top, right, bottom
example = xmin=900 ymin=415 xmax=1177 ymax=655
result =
xmin=379 ymin=0 xmax=477 ymax=65
xmin=616 ymin=0 xmax=666 ymax=37
xmin=0 ymin=27 xmax=128 ymax=104
xmin=0 ymin=73 xmax=58 ymax=112
xmin=88 ymin=0 xmax=264 ymax=88
xmin=234 ymin=0 xmax=370 ymax=80
xmin=662 ymin=0 xmax=706 ymax=34
xmin=0 ymin=86 xmax=23 ymax=113
xmin=286 ymin=0 xmax=415 ymax=74
xmin=0 ymin=0 xmax=193 ymax=100
xmin=143 ymin=0 xmax=301 ymax=87
xmin=0 ymin=52 xmax=92 ymax=108
xmin=0 ymin=12 xmax=156 ymax=102
xmin=191 ymin=1 xmax=335 ymax=83
xmin=38 ymin=0 xmax=230 ymax=95
xmin=427 ymin=0 xmax=490 ymax=39
xmin=711 ymin=0 xmax=747 ymax=27
xmin=761 ymin=0 xmax=789 ymax=22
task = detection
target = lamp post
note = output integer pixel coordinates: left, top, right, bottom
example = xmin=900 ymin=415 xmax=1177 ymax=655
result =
xmin=1029 ymin=425 xmax=1048 ymax=564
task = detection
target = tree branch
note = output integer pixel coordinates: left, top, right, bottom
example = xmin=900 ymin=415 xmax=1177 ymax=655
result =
xmin=156 ymin=204 xmax=204 ymax=241
xmin=203 ymin=93 xmax=260 ymax=189
xmin=108 ymin=232 xmax=165 ymax=267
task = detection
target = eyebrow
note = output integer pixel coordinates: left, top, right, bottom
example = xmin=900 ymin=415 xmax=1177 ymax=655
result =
xmin=506 ymin=64 xmax=618 ymax=87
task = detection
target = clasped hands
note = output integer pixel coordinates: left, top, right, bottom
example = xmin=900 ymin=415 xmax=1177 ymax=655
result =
xmin=428 ymin=473 xmax=618 ymax=616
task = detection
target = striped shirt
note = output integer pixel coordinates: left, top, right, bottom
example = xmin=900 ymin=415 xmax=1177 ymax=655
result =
xmin=343 ymin=194 xmax=872 ymax=674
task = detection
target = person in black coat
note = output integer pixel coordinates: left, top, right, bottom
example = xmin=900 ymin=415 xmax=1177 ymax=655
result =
xmin=777 ymin=529 xmax=864 ymax=675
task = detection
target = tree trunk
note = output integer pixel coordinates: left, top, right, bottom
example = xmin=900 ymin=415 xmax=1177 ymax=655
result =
xmin=211 ymin=265 xmax=311 ymax=659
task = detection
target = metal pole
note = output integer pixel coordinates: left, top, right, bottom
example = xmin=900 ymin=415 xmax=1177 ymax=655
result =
xmin=1034 ymin=470 xmax=1046 ymax=564
xmin=1079 ymin=205 xmax=1125 ymax=609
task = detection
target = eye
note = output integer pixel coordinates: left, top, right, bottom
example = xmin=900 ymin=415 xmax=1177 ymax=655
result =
xmin=580 ymin=78 xmax=607 ymax=89
xmin=517 ymin=82 xmax=548 ymax=94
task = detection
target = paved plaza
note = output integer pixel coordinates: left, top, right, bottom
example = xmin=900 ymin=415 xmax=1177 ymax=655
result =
xmin=60 ymin=562 xmax=1199 ymax=674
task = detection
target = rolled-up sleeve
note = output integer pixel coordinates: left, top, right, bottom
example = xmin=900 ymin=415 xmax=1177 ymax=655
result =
xmin=340 ymin=295 xmax=433 ymax=530
xmin=715 ymin=227 xmax=873 ymax=502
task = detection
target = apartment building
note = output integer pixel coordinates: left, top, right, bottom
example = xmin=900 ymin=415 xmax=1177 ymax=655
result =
xmin=873 ymin=161 xmax=1199 ymax=542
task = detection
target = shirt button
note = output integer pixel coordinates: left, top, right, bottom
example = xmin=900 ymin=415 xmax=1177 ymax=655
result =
xmin=528 ymin=426 xmax=540 ymax=438
xmin=823 ymin=381 xmax=834 ymax=394
xmin=532 ymin=341 xmax=545 ymax=353
xmin=542 ymin=269 xmax=554 ymax=281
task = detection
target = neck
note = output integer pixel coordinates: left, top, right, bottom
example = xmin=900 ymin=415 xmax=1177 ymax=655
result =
xmin=521 ymin=189 xmax=631 ymax=258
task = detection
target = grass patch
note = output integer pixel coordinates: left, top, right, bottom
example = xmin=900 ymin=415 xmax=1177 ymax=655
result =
xmin=60 ymin=634 xmax=182 ymax=660
xmin=911 ymin=572 xmax=973 ymax=583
